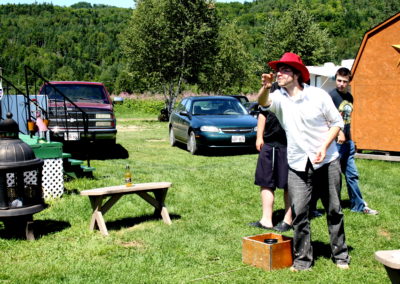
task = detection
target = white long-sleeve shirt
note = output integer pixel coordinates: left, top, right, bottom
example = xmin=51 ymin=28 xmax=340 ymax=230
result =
xmin=263 ymin=84 xmax=344 ymax=171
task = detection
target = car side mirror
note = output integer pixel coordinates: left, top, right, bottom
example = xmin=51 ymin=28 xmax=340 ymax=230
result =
xmin=179 ymin=110 xmax=189 ymax=117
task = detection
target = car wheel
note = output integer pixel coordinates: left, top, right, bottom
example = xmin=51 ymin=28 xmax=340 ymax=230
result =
xmin=169 ymin=127 xmax=177 ymax=146
xmin=187 ymin=131 xmax=198 ymax=155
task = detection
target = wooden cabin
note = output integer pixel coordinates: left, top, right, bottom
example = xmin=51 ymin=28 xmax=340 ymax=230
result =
xmin=351 ymin=12 xmax=400 ymax=153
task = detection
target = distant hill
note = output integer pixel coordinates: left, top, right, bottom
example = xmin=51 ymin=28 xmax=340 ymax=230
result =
xmin=0 ymin=3 xmax=131 ymax=93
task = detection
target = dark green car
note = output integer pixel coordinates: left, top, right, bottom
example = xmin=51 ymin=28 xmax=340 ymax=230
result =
xmin=169 ymin=96 xmax=258 ymax=154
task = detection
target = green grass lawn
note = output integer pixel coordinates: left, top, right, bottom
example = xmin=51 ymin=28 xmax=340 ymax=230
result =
xmin=0 ymin=113 xmax=399 ymax=283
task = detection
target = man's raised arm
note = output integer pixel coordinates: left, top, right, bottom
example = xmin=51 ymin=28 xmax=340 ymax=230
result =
xmin=258 ymin=73 xmax=274 ymax=107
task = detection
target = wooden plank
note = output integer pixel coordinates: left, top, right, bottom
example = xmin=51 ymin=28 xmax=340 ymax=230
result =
xmin=136 ymin=191 xmax=171 ymax=225
xmin=62 ymin=153 xmax=72 ymax=158
xmin=81 ymin=165 xmax=96 ymax=172
xmin=94 ymin=211 xmax=108 ymax=236
xmin=160 ymin=207 xmax=172 ymax=225
xmin=153 ymin=189 xmax=168 ymax=217
xmin=80 ymin=182 xmax=172 ymax=196
xmin=68 ymin=159 xmax=84 ymax=165
xmin=89 ymin=197 xmax=104 ymax=231
xmin=101 ymin=195 xmax=123 ymax=215
xmin=136 ymin=192 xmax=160 ymax=209
xmin=355 ymin=153 xmax=400 ymax=162
xmin=153 ymin=189 xmax=168 ymax=206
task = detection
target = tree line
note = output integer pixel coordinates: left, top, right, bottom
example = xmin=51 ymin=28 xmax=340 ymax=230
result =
xmin=0 ymin=3 xmax=131 ymax=94
xmin=0 ymin=1 xmax=398 ymax=100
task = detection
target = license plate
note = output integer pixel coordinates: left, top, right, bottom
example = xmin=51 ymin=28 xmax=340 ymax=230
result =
xmin=231 ymin=135 xmax=245 ymax=143
xmin=64 ymin=132 xmax=79 ymax=141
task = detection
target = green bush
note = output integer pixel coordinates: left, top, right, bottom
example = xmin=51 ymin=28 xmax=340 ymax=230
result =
xmin=114 ymin=98 xmax=165 ymax=115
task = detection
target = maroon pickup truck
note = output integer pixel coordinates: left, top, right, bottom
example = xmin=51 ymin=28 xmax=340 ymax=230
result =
xmin=40 ymin=81 xmax=117 ymax=144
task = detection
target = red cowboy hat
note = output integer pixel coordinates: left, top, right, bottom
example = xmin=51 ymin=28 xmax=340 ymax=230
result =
xmin=268 ymin=52 xmax=310 ymax=83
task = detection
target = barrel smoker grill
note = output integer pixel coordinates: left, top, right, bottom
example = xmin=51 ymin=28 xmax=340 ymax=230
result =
xmin=0 ymin=113 xmax=46 ymax=240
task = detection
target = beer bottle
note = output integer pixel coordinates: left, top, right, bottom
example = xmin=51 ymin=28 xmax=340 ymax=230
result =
xmin=124 ymin=165 xmax=132 ymax=187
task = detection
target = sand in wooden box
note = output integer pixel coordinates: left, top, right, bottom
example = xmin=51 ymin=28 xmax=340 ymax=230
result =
xmin=242 ymin=233 xmax=293 ymax=271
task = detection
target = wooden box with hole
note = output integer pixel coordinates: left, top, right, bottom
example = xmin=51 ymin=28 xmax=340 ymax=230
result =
xmin=242 ymin=233 xmax=293 ymax=271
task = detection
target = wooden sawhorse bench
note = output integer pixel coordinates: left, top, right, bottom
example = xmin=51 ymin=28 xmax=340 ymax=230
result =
xmin=80 ymin=182 xmax=172 ymax=236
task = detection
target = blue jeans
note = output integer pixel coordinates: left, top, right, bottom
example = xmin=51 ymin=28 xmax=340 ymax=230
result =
xmin=337 ymin=141 xmax=366 ymax=212
xmin=288 ymin=159 xmax=349 ymax=269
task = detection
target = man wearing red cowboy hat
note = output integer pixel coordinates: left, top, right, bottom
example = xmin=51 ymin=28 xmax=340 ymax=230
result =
xmin=258 ymin=52 xmax=350 ymax=271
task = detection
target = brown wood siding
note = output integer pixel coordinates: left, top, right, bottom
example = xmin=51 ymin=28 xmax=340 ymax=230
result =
xmin=351 ymin=13 xmax=400 ymax=152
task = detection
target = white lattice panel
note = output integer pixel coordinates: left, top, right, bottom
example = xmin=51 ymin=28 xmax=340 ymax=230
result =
xmin=5 ymin=159 xmax=64 ymax=199
xmin=42 ymin=158 xmax=64 ymax=199
xmin=6 ymin=173 xmax=15 ymax=187
xmin=6 ymin=171 xmax=38 ymax=187
xmin=24 ymin=170 xmax=38 ymax=184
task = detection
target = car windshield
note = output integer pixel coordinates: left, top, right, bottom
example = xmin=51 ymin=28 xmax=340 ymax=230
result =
xmin=41 ymin=84 xmax=108 ymax=104
xmin=191 ymin=99 xmax=247 ymax=115
xmin=233 ymin=96 xmax=249 ymax=105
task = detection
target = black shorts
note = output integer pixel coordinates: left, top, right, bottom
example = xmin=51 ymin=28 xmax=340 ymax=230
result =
xmin=254 ymin=144 xmax=288 ymax=190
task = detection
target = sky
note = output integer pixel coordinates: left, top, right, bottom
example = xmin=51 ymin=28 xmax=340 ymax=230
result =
xmin=0 ymin=0 xmax=246 ymax=9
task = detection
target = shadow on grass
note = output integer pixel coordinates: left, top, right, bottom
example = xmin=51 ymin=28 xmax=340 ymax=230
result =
xmin=340 ymin=199 xmax=351 ymax=209
xmin=312 ymin=241 xmax=334 ymax=260
xmin=174 ymin=143 xmax=257 ymax=157
xmin=106 ymin=213 xmax=181 ymax=231
xmin=0 ymin=219 xmax=70 ymax=240
xmin=204 ymin=148 xmax=258 ymax=157
xmin=271 ymin=209 xmax=287 ymax=225
xmin=63 ymin=143 xmax=129 ymax=160
xmin=312 ymin=241 xmax=354 ymax=261
xmin=34 ymin=219 xmax=71 ymax=238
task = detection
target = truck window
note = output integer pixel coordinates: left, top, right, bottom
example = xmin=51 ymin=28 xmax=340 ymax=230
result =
xmin=41 ymin=84 xmax=109 ymax=104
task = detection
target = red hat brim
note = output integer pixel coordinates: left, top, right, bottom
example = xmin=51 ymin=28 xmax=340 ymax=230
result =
xmin=268 ymin=55 xmax=310 ymax=83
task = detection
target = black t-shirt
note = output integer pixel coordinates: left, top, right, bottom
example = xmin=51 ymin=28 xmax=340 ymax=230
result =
xmin=329 ymin=88 xmax=354 ymax=141
xmin=257 ymin=82 xmax=287 ymax=147
xmin=259 ymin=110 xmax=287 ymax=147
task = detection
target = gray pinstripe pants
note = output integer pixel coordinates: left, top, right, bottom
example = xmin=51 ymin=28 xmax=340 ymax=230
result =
xmin=288 ymin=158 xmax=349 ymax=270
